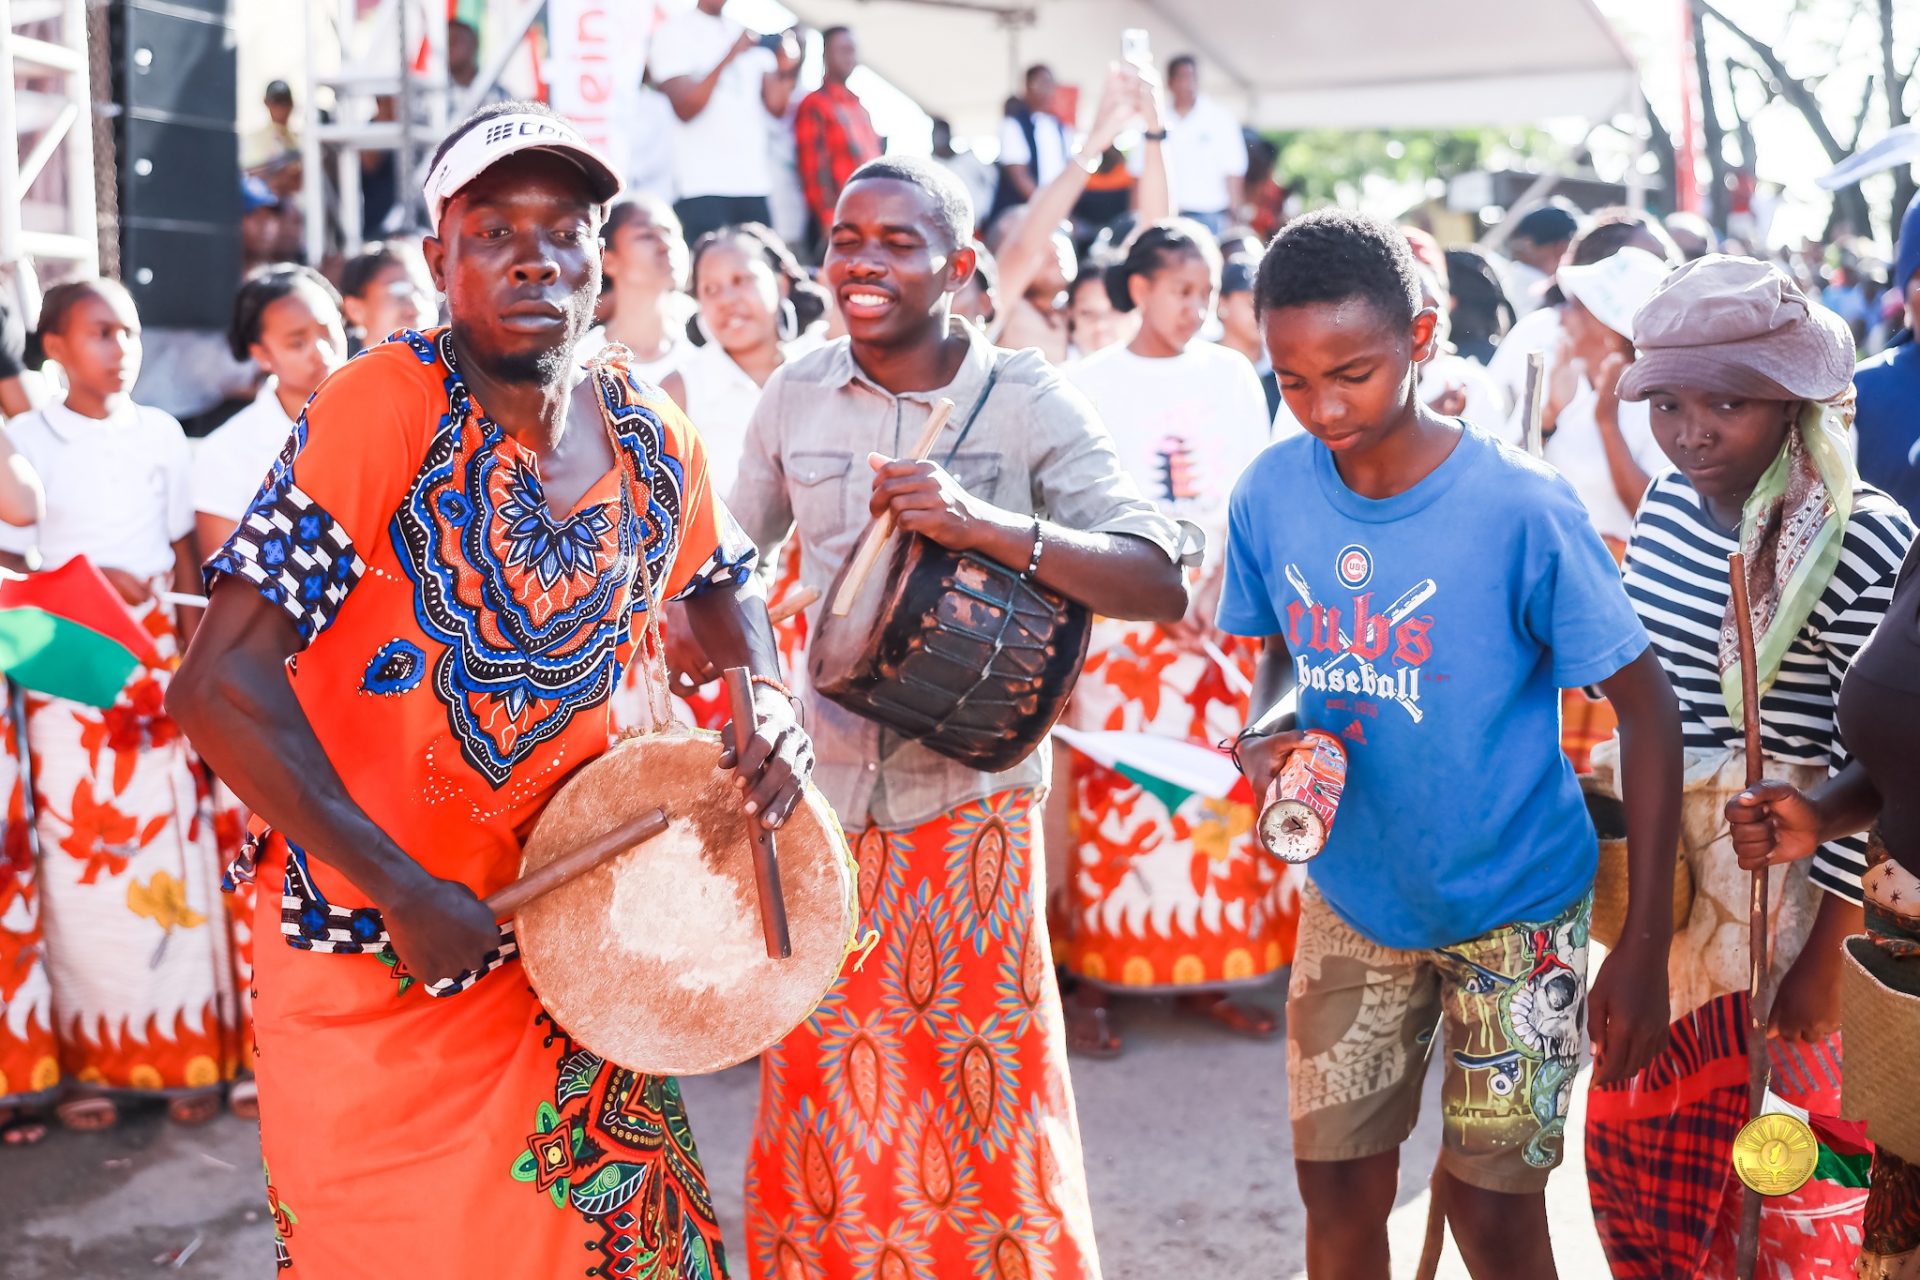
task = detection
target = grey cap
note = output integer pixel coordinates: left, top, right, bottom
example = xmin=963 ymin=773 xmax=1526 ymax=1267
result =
xmin=1616 ymin=254 xmax=1855 ymax=404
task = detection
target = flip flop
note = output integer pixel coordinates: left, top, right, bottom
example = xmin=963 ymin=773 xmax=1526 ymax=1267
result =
xmin=1064 ymin=990 xmax=1123 ymax=1060
xmin=56 ymin=1095 xmax=118 ymax=1132
xmin=167 ymin=1094 xmax=221 ymax=1127
xmin=0 ymin=1107 xmax=48 ymax=1146
xmin=1178 ymin=992 xmax=1281 ymax=1041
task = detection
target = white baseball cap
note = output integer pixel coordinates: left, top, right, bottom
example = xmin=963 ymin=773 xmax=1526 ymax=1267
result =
xmin=423 ymin=110 xmax=622 ymax=228
xmin=1556 ymin=246 xmax=1671 ymax=340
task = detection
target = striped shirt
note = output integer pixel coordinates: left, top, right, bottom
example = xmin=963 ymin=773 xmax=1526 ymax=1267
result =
xmin=1623 ymin=470 xmax=1915 ymax=901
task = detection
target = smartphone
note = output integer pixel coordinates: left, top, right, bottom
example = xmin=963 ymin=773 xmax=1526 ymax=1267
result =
xmin=1121 ymin=28 xmax=1150 ymax=69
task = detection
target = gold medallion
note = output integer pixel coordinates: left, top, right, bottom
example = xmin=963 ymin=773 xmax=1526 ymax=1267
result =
xmin=1732 ymin=1112 xmax=1818 ymax=1197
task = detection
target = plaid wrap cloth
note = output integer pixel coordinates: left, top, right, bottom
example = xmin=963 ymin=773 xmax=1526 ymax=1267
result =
xmin=1588 ymin=990 xmax=1866 ymax=1278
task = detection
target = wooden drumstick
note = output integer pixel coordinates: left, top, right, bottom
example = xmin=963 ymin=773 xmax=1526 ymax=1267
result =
xmin=724 ymin=665 xmax=793 ymax=959
xmin=830 ymin=398 xmax=956 ymax=617
xmin=1729 ymin=550 xmax=1769 ymax=1280
xmin=484 ymin=808 xmax=671 ymax=920
xmin=767 ymin=585 xmax=819 ymax=626
xmin=1522 ymin=351 xmax=1547 ymax=459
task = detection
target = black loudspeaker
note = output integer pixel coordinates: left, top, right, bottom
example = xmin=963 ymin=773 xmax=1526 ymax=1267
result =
xmin=109 ymin=0 xmax=239 ymax=329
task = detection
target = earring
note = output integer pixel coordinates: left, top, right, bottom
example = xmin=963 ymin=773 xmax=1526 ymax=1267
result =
xmin=778 ymin=298 xmax=800 ymax=342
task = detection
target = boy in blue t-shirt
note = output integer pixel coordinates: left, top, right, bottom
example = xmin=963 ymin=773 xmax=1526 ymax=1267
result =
xmin=1217 ymin=211 xmax=1682 ymax=1278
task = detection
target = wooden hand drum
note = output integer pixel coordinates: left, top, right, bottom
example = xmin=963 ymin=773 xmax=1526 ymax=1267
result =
xmin=810 ymin=531 xmax=1091 ymax=773
xmin=514 ymin=729 xmax=856 ymax=1076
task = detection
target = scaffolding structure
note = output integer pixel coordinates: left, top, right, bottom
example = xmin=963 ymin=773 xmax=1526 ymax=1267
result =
xmin=0 ymin=0 xmax=102 ymax=316
xmin=302 ymin=0 xmax=543 ymax=263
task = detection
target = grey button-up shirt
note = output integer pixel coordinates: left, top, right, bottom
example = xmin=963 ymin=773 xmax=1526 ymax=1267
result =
xmin=729 ymin=322 xmax=1182 ymax=831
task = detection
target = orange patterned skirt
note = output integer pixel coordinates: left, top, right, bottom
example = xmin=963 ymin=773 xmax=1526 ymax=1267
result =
xmin=249 ymin=834 xmax=729 ymax=1277
xmin=1061 ymin=620 xmax=1299 ymax=992
xmin=745 ymin=789 xmax=1102 ymax=1279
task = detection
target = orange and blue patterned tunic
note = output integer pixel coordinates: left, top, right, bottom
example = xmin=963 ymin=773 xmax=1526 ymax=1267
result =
xmin=204 ymin=329 xmax=752 ymax=1278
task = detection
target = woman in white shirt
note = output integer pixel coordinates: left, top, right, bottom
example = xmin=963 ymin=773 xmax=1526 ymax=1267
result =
xmin=661 ymin=222 xmax=826 ymax=495
xmin=193 ymin=266 xmax=346 ymax=551
xmin=1525 ymin=245 xmax=1675 ymax=548
xmin=1058 ymin=220 xmax=1293 ymax=1057
xmin=574 ymin=195 xmax=692 ymax=385
xmin=0 ymin=280 xmax=246 ymax=1138
xmin=647 ymin=224 xmax=825 ymax=735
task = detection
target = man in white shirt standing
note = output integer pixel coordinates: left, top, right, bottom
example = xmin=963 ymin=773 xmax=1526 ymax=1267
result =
xmin=649 ymin=0 xmax=801 ymax=244
xmin=1163 ymin=55 xmax=1247 ymax=237
xmin=990 ymin=64 xmax=1073 ymax=227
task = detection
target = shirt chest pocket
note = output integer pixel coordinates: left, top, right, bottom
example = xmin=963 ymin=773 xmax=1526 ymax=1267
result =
xmin=788 ymin=449 xmax=856 ymax=535
xmin=942 ymin=450 xmax=1003 ymax=505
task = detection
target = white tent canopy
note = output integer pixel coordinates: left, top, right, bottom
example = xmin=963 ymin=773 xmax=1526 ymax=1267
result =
xmin=781 ymin=0 xmax=1640 ymax=136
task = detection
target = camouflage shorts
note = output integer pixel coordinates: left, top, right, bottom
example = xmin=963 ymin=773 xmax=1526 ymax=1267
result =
xmin=1286 ymin=883 xmax=1591 ymax=1194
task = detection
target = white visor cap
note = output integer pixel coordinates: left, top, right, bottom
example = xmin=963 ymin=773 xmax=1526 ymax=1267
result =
xmin=424 ymin=111 xmax=622 ymax=228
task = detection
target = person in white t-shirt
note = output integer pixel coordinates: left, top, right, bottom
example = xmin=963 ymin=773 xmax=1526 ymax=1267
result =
xmin=1499 ymin=242 xmax=1675 ymax=548
xmin=648 ymin=0 xmax=801 ymax=245
xmin=652 ymin=223 xmax=824 ymax=731
xmin=1059 ymin=219 xmax=1286 ymax=1058
xmin=1162 ymin=56 xmax=1247 ymax=236
xmin=1495 ymin=200 xmax=1580 ymax=318
xmin=193 ymin=266 xmax=346 ymax=551
xmin=931 ymin=117 xmax=996 ymax=223
xmin=1486 ymin=209 xmax=1679 ymax=415
xmin=661 ymin=223 xmax=828 ymax=496
xmin=1526 ymin=246 xmax=1674 ymax=546
xmin=990 ymin=64 xmax=1074 ymax=225
xmin=574 ymin=196 xmax=692 ymax=384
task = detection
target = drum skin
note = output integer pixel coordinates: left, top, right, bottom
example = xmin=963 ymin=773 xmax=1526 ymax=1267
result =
xmin=515 ymin=729 xmax=855 ymax=1076
xmin=810 ymin=531 xmax=1091 ymax=772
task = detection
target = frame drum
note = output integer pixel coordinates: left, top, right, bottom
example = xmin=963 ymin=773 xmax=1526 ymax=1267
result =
xmin=514 ymin=729 xmax=856 ymax=1076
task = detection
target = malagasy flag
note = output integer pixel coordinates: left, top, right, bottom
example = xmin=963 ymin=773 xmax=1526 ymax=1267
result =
xmin=0 ymin=556 xmax=159 ymax=708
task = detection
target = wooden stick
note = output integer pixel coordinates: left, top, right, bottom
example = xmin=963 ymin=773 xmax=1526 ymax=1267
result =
xmin=830 ymin=398 xmax=956 ymax=617
xmin=1728 ymin=550 xmax=1769 ymax=1280
xmin=724 ymin=665 xmax=793 ymax=959
xmin=1521 ymin=351 xmax=1547 ymax=459
xmin=483 ymin=808 xmax=670 ymax=920
xmin=767 ymin=585 xmax=819 ymax=626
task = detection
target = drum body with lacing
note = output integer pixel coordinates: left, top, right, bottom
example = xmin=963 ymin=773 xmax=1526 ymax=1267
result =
xmin=809 ymin=531 xmax=1090 ymax=772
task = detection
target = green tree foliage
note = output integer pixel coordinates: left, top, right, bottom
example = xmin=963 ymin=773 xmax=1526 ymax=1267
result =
xmin=1265 ymin=128 xmax=1561 ymax=208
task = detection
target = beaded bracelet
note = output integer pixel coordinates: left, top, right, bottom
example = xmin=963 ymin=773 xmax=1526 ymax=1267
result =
xmin=750 ymin=673 xmax=800 ymax=709
xmin=1021 ymin=519 xmax=1045 ymax=579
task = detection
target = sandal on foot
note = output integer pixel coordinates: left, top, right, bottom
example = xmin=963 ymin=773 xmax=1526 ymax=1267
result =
xmin=167 ymin=1094 xmax=221 ymax=1127
xmin=56 ymin=1095 xmax=118 ymax=1132
xmin=228 ymin=1078 xmax=259 ymax=1121
xmin=0 ymin=1107 xmax=48 ymax=1146
xmin=1179 ymin=992 xmax=1281 ymax=1041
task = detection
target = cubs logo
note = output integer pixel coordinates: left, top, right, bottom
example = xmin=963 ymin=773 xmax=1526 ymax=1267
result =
xmin=1335 ymin=543 xmax=1373 ymax=590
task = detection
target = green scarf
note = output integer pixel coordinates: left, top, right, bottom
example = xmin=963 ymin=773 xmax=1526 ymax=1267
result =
xmin=1720 ymin=397 xmax=1857 ymax=725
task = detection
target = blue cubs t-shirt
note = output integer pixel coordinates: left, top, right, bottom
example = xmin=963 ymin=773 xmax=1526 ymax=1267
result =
xmin=1216 ymin=424 xmax=1648 ymax=950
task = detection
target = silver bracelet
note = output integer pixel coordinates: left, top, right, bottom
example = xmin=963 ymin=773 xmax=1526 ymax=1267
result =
xmin=1021 ymin=519 xmax=1044 ymax=579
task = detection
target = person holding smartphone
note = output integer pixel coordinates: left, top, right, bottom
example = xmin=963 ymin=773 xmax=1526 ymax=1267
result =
xmin=649 ymin=0 xmax=802 ymax=243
